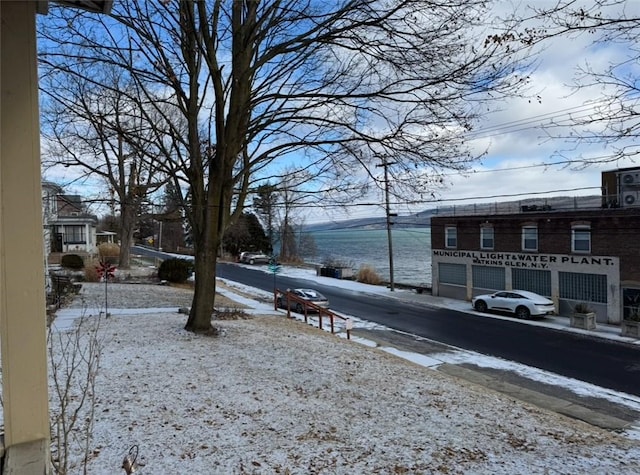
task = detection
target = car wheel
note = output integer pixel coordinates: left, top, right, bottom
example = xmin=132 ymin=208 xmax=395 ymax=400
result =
xmin=295 ymin=303 xmax=304 ymax=313
xmin=474 ymin=300 xmax=488 ymax=312
xmin=515 ymin=306 xmax=531 ymax=319
xmin=249 ymin=258 xmax=255 ymax=264
xmin=276 ymin=298 xmax=282 ymax=308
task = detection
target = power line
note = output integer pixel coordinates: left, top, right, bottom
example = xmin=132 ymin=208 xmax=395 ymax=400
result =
xmin=85 ymin=185 xmax=602 ymax=213
xmin=465 ymin=104 xmax=593 ymax=138
xmin=266 ymin=186 xmax=602 ymax=209
xmin=463 ymin=97 xmax=635 ymax=141
xmin=439 ymin=158 xmax=611 ymax=178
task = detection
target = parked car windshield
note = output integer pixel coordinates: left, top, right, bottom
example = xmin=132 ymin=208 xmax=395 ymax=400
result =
xmin=296 ymin=289 xmax=326 ymax=300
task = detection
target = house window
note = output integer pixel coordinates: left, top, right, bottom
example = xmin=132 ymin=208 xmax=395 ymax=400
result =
xmin=480 ymin=226 xmax=494 ymax=250
xmin=445 ymin=226 xmax=457 ymax=249
xmin=522 ymin=225 xmax=537 ymax=251
xmin=64 ymin=225 xmax=86 ymax=244
xmin=572 ymin=226 xmax=591 ymax=253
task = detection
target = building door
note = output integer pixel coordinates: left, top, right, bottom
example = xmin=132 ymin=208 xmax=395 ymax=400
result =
xmin=622 ymin=287 xmax=640 ymax=320
xmin=51 ymin=233 xmax=63 ymax=252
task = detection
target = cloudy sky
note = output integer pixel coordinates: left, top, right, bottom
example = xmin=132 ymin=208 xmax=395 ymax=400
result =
xmin=303 ymin=0 xmax=640 ymax=224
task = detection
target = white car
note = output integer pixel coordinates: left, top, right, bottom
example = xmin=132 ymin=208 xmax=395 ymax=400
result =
xmin=472 ymin=290 xmax=555 ymax=319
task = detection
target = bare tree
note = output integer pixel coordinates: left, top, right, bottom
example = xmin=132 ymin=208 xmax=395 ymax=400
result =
xmin=506 ymin=1 xmax=640 ymax=164
xmin=48 ymin=316 xmax=103 ymax=475
xmin=39 ymin=0 xmax=532 ymax=333
xmin=39 ymin=67 xmax=168 ymax=269
xmin=274 ymin=169 xmax=316 ymax=261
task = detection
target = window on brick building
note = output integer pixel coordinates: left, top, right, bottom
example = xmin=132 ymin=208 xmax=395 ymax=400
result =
xmin=445 ymin=226 xmax=457 ymax=249
xmin=572 ymin=225 xmax=591 ymax=253
xmin=480 ymin=226 xmax=494 ymax=250
xmin=522 ymin=225 xmax=537 ymax=251
xmin=559 ymin=271 xmax=607 ymax=303
xmin=472 ymin=265 xmax=505 ymax=290
xmin=439 ymin=263 xmax=466 ymax=285
xmin=512 ymin=268 xmax=551 ymax=297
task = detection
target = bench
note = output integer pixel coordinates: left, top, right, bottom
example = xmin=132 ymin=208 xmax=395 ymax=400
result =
xmin=48 ymin=274 xmax=82 ymax=308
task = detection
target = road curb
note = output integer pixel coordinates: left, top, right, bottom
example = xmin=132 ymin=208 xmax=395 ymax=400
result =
xmin=437 ymin=363 xmax=633 ymax=431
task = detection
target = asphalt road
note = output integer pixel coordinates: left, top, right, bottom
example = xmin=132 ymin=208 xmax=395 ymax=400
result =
xmin=216 ymin=261 xmax=640 ymax=398
xmin=132 ymin=245 xmax=168 ymax=260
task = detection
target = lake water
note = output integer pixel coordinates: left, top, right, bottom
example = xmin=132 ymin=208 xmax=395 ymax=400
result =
xmin=303 ymin=227 xmax=432 ymax=286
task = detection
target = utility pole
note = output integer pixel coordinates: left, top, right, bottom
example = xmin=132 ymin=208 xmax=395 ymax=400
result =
xmin=378 ymin=159 xmax=396 ymax=291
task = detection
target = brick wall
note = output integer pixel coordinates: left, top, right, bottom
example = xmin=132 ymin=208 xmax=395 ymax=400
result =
xmin=431 ymin=208 xmax=640 ymax=281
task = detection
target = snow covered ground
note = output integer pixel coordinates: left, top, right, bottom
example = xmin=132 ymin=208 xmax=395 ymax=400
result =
xmin=50 ymin=266 xmax=640 ymax=474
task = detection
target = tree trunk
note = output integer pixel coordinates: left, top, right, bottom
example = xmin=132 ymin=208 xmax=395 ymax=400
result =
xmin=185 ymin=242 xmax=217 ymax=333
xmin=184 ymin=175 xmax=225 ymax=333
xmin=118 ymin=238 xmax=132 ymax=270
xmin=118 ymin=202 xmax=136 ymax=269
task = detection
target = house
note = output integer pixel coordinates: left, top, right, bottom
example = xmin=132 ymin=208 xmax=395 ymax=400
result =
xmin=96 ymin=230 xmax=117 ymax=245
xmin=430 ymin=167 xmax=640 ymax=326
xmin=42 ymin=181 xmax=99 ymax=256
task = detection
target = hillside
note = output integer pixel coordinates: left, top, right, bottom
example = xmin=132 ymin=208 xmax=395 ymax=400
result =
xmin=306 ymin=194 xmax=603 ymax=231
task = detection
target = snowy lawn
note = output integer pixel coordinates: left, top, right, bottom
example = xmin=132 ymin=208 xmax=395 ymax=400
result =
xmin=52 ymin=281 xmax=640 ymax=474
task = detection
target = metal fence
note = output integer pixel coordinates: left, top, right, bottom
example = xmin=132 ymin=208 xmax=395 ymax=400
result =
xmin=432 ymin=194 xmax=609 ymax=217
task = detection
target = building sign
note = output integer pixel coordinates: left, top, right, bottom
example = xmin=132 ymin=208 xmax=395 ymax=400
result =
xmin=433 ymin=250 xmax=616 ymax=269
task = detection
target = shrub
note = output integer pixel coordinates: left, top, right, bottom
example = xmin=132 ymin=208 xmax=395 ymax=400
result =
xmin=84 ymin=259 xmax=101 ymax=282
xmin=49 ymin=314 xmax=102 ymax=474
xmin=60 ymin=254 xmax=84 ymax=270
xmin=574 ymin=302 xmax=593 ymax=314
xmin=357 ymin=264 xmax=381 ymax=285
xmin=158 ymin=258 xmax=193 ymax=283
xmin=98 ymin=243 xmax=120 ymax=264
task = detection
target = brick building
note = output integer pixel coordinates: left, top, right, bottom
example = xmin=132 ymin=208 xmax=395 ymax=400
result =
xmin=430 ymin=167 xmax=640 ymax=325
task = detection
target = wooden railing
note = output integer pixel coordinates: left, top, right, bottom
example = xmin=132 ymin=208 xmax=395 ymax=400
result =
xmin=274 ymin=288 xmax=352 ymax=340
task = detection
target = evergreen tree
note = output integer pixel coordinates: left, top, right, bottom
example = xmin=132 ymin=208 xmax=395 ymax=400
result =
xmin=223 ymin=213 xmax=270 ymax=258
xmin=160 ymin=182 xmax=186 ymax=252
xmin=253 ymin=183 xmax=279 ymax=252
